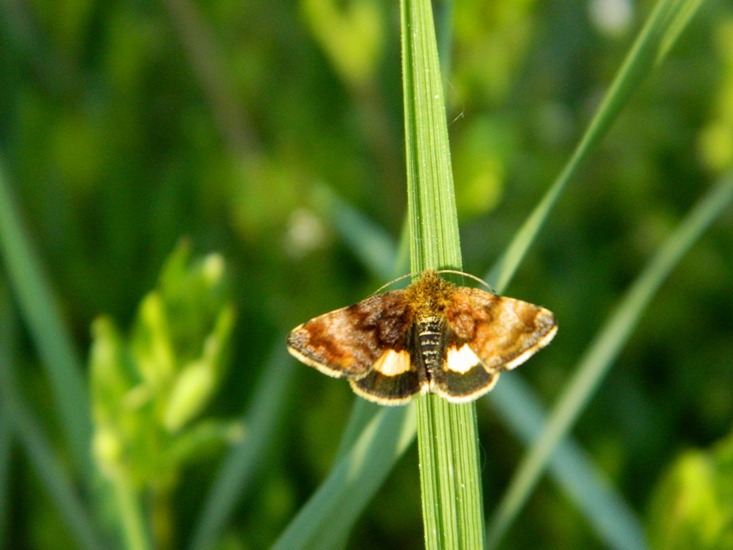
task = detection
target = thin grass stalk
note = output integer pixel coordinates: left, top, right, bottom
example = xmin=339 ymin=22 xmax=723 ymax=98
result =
xmin=0 ymin=297 xmax=103 ymax=550
xmin=490 ymin=376 xmax=647 ymax=550
xmin=488 ymin=0 xmax=708 ymax=292
xmin=0 ymin=159 xmax=92 ymax=483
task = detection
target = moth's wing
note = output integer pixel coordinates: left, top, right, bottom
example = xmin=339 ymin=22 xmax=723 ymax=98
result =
xmin=287 ymin=290 xmax=413 ymax=380
xmin=349 ymin=346 xmax=425 ymax=406
xmin=432 ymin=287 xmax=557 ymax=402
xmin=427 ymin=330 xmax=501 ymax=402
xmin=447 ymin=287 xmax=557 ymax=370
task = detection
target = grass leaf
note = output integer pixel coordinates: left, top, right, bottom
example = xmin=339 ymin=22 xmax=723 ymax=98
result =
xmin=0 ymin=158 xmax=92 ymax=482
xmin=490 ymin=376 xmax=647 ymax=550
xmin=0 ymin=288 xmax=104 ymax=550
xmin=401 ymin=0 xmax=486 ymax=546
xmin=488 ymin=0 xmax=709 ymax=293
xmin=272 ymin=407 xmax=416 ymax=549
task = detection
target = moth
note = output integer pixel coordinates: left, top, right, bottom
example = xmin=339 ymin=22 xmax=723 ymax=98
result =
xmin=287 ymin=270 xmax=557 ymax=405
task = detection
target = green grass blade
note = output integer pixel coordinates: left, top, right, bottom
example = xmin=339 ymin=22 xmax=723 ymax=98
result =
xmin=487 ymin=174 xmax=733 ymax=547
xmin=272 ymin=406 xmax=416 ymax=549
xmin=189 ymin=344 xmax=296 ymax=550
xmin=332 ymin=399 xmax=386 ymax=462
xmin=480 ymin=0 xmax=711 ymax=544
xmin=0 ymin=387 xmax=105 ymax=550
xmin=401 ymin=0 xmax=485 ymax=546
xmin=490 ymin=376 xmax=647 ymax=550
xmin=488 ymin=0 xmax=709 ymax=293
xmin=0 ymin=158 xmax=92 ymax=480
xmin=401 ymin=0 xmax=461 ymax=271
xmin=0 ymin=400 xmax=8 ymax=549
xmin=0 ymin=289 xmax=104 ymax=550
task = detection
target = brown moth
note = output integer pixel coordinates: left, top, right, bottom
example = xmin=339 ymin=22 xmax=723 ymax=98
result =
xmin=287 ymin=270 xmax=557 ymax=405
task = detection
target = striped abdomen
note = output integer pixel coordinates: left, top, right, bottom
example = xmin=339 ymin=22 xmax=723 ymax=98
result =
xmin=415 ymin=316 xmax=445 ymax=378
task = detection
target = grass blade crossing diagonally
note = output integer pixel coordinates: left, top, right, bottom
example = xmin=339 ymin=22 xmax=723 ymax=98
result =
xmin=488 ymin=0 xmax=708 ymax=292
xmin=487 ymin=174 xmax=733 ymax=547
xmin=0 ymin=158 xmax=92 ymax=484
xmin=0 ymin=287 xmax=104 ymax=550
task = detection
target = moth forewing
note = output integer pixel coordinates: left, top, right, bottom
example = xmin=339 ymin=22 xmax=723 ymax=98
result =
xmin=445 ymin=288 xmax=558 ymax=373
xmin=285 ymin=333 xmax=352 ymax=379
xmin=286 ymin=290 xmax=412 ymax=380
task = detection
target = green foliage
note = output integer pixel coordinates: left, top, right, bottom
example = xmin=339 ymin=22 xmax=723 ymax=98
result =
xmin=488 ymin=173 xmax=733 ymax=548
xmin=648 ymin=432 xmax=733 ymax=549
xmin=301 ymin=0 xmax=385 ymax=88
xmin=92 ymin=243 xmax=235 ymax=482
xmin=90 ymin=243 xmax=236 ymax=547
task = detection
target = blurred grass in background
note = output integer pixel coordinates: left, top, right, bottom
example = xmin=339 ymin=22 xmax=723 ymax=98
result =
xmin=1 ymin=0 xmax=733 ymax=548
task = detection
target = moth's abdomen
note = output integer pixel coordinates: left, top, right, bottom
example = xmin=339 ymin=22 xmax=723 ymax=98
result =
xmin=416 ymin=316 xmax=445 ymax=377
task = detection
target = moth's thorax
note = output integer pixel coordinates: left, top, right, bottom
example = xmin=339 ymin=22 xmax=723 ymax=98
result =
xmin=404 ymin=270 xmax=456 ymax=318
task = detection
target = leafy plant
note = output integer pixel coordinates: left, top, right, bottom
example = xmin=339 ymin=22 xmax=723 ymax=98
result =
xmin=90 ymin=243 xmax=236 ymax=549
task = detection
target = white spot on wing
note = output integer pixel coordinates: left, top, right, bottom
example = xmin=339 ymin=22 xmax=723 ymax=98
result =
xmin=445 ymin=345 xmax=482 ymax=374
xmin=373 ymin=349 xmax=412 ymax=376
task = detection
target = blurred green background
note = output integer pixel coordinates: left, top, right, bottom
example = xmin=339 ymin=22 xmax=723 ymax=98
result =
xmin=1 ymin=0 xmax=733 ymax=548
